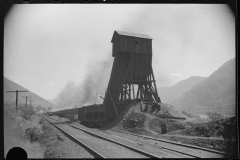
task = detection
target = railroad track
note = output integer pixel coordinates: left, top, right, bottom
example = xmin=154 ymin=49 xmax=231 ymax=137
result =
xmin=41 ymin=115 xmax=105 ymax=158
xmin=41 ymin=115 xmax=230 ymax=158
xmin=41 ymin=115 xmax=161 ymax=158
xmin=106 ymin=129 xmax=231 ymax=158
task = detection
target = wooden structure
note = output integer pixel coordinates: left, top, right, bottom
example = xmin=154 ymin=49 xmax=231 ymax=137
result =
xmin=104 ymin=30 xmax=161 ymax=121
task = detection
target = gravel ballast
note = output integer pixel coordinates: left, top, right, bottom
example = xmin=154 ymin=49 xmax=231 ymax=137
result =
xmin=44 ymin=116 xmax=148 ymax=158
xmin=37 ymin=117 xmax=94 ymax=158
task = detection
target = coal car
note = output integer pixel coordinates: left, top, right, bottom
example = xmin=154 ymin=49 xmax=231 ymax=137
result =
xmin=47 ymin=104 xmax=106 ymax=127
xmin=78 ymin=104 xmax=105 ymax=127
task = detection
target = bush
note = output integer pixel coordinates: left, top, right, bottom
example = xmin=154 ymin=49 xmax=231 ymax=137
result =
xmin=18 ymin=107 xmax=35 ymax=120
xmin=25 ymin=125 xmax=43 ymax=142
xmin=206 ymin=112 xmax=224 ymax=122
xmin=39 ymin=118 xmax=44 ymax=125
xmin=36 ymin=105 xmax=42 ymax=112
xmin=193 ymin=119 xmax=225 ymax=137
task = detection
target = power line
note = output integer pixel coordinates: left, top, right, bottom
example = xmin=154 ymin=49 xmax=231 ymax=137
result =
xmin=9 ymin=12 xmax=24 ymax=79
xmin=182 ymin=54 xmax=234 ymax=75
xmin=4 ymin=38 xmax=20 ymax=79
xmin=161 ymin=19 xmax=235 ymax=66
xmin=4 ymin=56 xmax=15 ymax=78
xmin=190 ymin=6 xmax=233 ymax=14
xmin=161 ymin=17 xmax=233 ymax=65
xmin=181 ymin=47 xmax=235 ymax=75
xmin=183 ymin=47 xmax=234 ymax=73
xmin=180 ymin=20 xmax=234 ymax=56
xmin=162 ymin=19 xmax=234 ymax=66
xmin=6 ymin=90 xmax=28 ymax=110
xmin=5 ymin=37 xmax=22 ymax=80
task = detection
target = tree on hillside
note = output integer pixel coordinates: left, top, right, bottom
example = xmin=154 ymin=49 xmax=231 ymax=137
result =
xmin=206 ymin=112 xmax=224 ymax=122
xmin=36 ymin=105 xmax=42 ymax=112
xmin=42 ymin=107 xmax=47 ymax=113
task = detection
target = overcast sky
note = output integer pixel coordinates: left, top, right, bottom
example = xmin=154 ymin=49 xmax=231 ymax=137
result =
xmin=4 ymin=4 xmax=235 ymax=101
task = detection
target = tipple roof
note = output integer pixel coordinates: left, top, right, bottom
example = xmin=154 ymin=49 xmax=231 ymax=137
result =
xmin=111 ymin=30 xmax=152 ymax=42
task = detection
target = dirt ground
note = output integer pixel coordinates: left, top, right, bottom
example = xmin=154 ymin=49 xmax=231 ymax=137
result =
xmin=36 ymin=118 xmax=94 ymax=158
xmin=100 ymin=102 xmax=237 ymax=157
xmin=159 ymin=134 xmax=237 ymax=155
xmin=4 ymin=105 xmax=44 ymax=158
xmin=4 ymin=104 xmax=94 ymax=159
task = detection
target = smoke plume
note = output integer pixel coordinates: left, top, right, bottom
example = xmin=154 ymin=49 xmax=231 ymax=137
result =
xmin=55 ymin=57 xmax=112 ymax=110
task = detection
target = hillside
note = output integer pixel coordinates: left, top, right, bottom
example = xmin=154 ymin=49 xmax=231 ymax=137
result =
xmin=158 ymin=76 xmax=206 ymax=103
xmin=4 ymin=77 xmax=55 ymax=109
xmin=171 ymin=58 xmax=236 ymax=115
xmin=47 ymin=99 xmax=57 ymax=105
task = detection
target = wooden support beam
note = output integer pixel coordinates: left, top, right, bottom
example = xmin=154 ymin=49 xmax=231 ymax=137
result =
xmin=143 ymin=85 xmax=148 ymax=100
xmin=103 ymin=53 xmax=119 ymax=106
xmin=124 ymin=84 xmax=127 ymax=101
xmin=151 ymin=67 xmax=160 ymax=102
xmin=121 ymin=87 xmax=123 ymax=102
xmin=129 ymin=82 xmax=131 ymax=99
xmin=140 ymin=53 xmax=142 ymax=80
xmin=144 ymin=84 xmax=149 ymax=99
xmin=147 ymin=83 xmax=156 ymax=102
xmin=124 ymin=79 xmax=155 ymax=83
xmin=140 ymin=85 xmax=143 ymax=98
xmin=116 ymin=64 xmax=131 ymax=102
xmin=136 ymin=86 xmax=140 ymax=99
xmin=130 ymin=62 xmax=135 ymax=101
xmin=151 ymin=85 xmax=158 ymax=102
xmin=108 ymin=91 xmax=119 ymax=116
xmin=135 ymin=53 xmax=137 ymax=80
xmin=145 ymin=53 xmax=148 ymax=81
xmin=149 ymin=85 xmax=157 ymax=101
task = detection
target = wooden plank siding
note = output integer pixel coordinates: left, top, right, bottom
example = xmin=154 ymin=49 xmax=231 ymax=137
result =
xmin=112 ymin=36 xmax=116 ymax=57
xmin=111 ymin=34 xmax=153 ymax=80
xmin=120 ymin=36 xmax=123 ymax=52
xmin=112 ymin=34 xmax=152 ymax=56
xmin=135 ymin=39 xmax=140 ymax=53
xmin=150 ymin=41 xmax=152 ymax=54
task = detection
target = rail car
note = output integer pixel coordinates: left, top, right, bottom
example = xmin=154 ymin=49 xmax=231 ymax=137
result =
xmin=78 ymin=104 xmax=105 ymax=128
xmin=47 ymin=108 xmax=78 ymax=118
xmin=47 ymin=104 xmax=106 ymax=128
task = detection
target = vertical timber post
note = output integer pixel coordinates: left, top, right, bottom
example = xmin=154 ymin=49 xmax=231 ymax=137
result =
xmin=108 ymin=91 xmax=119 ymax=116
xmin=6 ymin=90 xmax=28 ymax=111
xmin=26 ymin=96 xmax=27 ymax=108
xmin=16 ymin=90 xmax=18 ymax=108
xmin=151 ymin=67 xmax=160 ymax=103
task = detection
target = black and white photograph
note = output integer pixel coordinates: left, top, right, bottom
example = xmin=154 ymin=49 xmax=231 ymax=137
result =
xmin=3 ymin=3 xmax=237 ymax=159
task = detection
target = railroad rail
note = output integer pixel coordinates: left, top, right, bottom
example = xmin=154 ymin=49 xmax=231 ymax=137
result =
xmin=41 ymin=115 xmax=231 ymax=158
xmin=41 ymin=115 xmax=161 ymax=158
xmin=41 ymin=115 xmax=105 ymax=158
xmin=105 ymin=130 xmax=198 ymax=158
xmin=106 ymin=129 xmax=231 ymax=158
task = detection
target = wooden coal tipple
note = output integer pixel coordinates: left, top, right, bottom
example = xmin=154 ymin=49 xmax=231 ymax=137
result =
xmin=104 ymin=30 xmax=161 ymax=121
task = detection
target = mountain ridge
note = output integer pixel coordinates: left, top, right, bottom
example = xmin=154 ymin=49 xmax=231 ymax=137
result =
xmin=4 ymin=76 xmax=55 ymax=109
xmin=171 ymin=58 xmax=236 ymax=115
xmin=158 ymin=76 xmax=206 ymax=103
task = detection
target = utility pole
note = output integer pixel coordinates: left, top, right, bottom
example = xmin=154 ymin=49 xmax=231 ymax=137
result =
xmin=6 ymin=90 xmax=28 ymax=110
xmin=22 ymin=96 xmax=31 ymax=108
xmin=28 ymin=99 xmax=33 ymax=109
